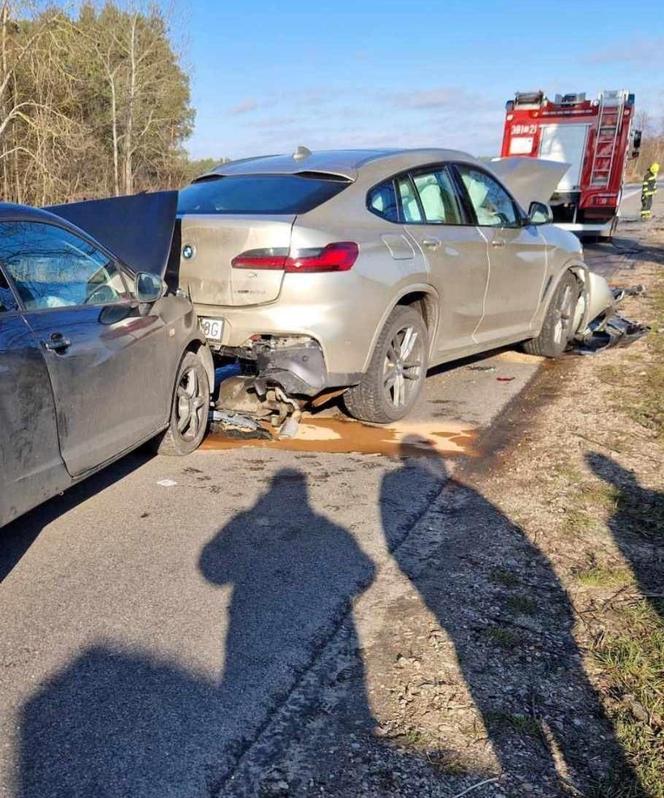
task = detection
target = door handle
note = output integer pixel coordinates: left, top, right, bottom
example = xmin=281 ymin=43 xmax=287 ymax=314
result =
xmin=43 ymin=333 xmax=72 ymax=353
xmin=421 ymin=237 xmax=441 ymax=250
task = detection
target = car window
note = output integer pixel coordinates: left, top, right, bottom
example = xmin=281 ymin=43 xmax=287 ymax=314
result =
xmin=0 ymin=268 xmax=18 ymax=313
xmin=396 ymin=175 xmax=423 ymax=223
xmin=455 ymin=165 xmax=520 ymax=227
xmin=0 ymin=221 xmax=127 ymax=310
xmin=412 ymin=168 xmax=464 ymax=224
xmin=178 ymin=173 xmax=350 ymax=215
xmin=367 ymin=180 xmax=399 ymax=222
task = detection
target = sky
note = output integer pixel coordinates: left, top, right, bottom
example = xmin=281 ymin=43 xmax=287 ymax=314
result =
xmin=183 ymin=0 xmax=664 ymax=161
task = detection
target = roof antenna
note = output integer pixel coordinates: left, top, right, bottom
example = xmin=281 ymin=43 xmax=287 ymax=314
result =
xmin=292 ymin=145 xmax=311 ymax=161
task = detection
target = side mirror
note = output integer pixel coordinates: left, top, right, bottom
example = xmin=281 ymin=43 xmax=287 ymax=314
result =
xmin=135 ymin=272 xmax=166 ymax=303
xmin=528 ymin=201 xmax=553 ymax=225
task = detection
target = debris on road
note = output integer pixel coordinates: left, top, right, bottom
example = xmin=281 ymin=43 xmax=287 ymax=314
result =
xmin=156 ymin=479 xmax=178 ymax=487
xmin=574 ymin=279 xmax=649 ymax=354
xmin=574 ymin=314 xmax=650 ymax=354
xmin=277 ymin=414 xmax=300 ymax=440
xmin=209 ymin=409 xmax=272 ymax=440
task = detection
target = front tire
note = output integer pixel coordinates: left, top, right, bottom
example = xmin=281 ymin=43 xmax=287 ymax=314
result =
xmin=344 ymin=305 xmax=428 ymax=423
xmin=524 ymin=271 xmax=580 ymax=358
xmin=155 ymin=351 xmax=210 ymax=456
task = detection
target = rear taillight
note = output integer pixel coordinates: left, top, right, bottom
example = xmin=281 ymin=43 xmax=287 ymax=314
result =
xmin=231 ymin=248 xmax=289 ymax=270
xmin=286 ymin=242 xmax=358 ymax=273
xmin=231 ymin=242 xmax=358 ymax=273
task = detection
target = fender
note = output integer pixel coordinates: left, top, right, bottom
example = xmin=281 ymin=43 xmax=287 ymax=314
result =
xmin=532 ymin=258 xmax=589 ymax=335
xmin=187 ymin=335 xmax=215 ymax=392
xmin=361 ymin=283 xmax=440 ymax=373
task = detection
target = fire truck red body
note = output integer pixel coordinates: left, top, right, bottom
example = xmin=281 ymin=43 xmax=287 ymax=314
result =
xmin=501 ymin=90 xmax=641 ymax=237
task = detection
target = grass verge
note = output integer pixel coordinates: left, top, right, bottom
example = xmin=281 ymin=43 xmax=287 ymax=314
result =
xmin=586 ymin=273 xmax=664 ymax=797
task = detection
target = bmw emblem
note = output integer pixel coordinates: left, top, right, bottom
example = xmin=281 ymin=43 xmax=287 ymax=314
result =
xmin=182 ymin=244 xmax=195 ymax=260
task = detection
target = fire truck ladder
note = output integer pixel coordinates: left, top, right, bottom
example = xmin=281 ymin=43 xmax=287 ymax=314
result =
xmin=589 ymin=91 xmax=626 ymax=188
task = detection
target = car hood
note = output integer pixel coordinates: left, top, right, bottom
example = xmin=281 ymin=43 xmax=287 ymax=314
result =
xmin=487 ymin=157 xmax=569 ymax=209
xmin=48 ymin=191 xmax=178 ymax=278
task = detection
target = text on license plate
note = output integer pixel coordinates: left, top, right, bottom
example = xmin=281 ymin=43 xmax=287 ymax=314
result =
xmin=200 ymin=317 xmax=224 ymax=342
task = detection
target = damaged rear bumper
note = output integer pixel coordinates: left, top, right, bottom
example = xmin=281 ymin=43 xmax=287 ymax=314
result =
xmin=254 ymin=338 xmax=328 ymax=397
xmin=217 ymin=336 xmax=360 ymax=398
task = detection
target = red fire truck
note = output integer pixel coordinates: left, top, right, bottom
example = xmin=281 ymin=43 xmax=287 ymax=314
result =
xmin=500 ymin=90 xmax=641 ymax=238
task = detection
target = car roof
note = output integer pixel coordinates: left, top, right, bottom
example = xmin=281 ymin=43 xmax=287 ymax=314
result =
xmin=196 ymin=148 xmax=481 ymax=182
xmin=0 ymin=201 xmax=119 ymax=257
xmin=0 ymin=202 xmax=73 ymax=225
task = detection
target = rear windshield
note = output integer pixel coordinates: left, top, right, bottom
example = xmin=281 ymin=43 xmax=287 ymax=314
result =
xmin=177 ymin=173 xmax=350 ymax=215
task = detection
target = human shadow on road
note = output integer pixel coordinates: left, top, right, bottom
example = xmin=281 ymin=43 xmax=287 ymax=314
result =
xmin=17 ymin=468 xmax=377 ymax=797
xmin=16 ymin=451 xmax=648 ymax=796
xmin=198 ymin=468 xmax=376 ymax=725
xmin=378 ymin=438 xmax=646 ymax=796
xmin=587 ymin=452 xmax=664 ymax=623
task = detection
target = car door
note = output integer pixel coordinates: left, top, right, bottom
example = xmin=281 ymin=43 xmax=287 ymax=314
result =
xmin=0 ymin=267 xmax=70 ymax=526
xmin=395 ymin=166 xmax=489 ymax=358
xmin=0 ymin=219 xmax=173 ymax=477
xmin=452 ymin=163 xmax=547 ymax=344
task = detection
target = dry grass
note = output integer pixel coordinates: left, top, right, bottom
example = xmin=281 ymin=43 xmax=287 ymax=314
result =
xmin=485 ymin=259 xmax=664 ymax=797
xmin=575 ymin=565 xmax=633 ymax=588
xmin=572 ymin=273 xmax=664 ymax=796
xmin=628 ymin=283 xmax=664 ymax=438
xmin=590 ymin=602 xmax=664 ymax=797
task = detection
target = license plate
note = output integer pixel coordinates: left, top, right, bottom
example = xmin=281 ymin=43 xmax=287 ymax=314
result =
xmin=199 ymin=317 xmax=224 ymax=342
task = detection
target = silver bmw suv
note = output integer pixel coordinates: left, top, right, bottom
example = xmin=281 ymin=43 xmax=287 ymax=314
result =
xmin=176 ymin=148 xmax=591 ymax=423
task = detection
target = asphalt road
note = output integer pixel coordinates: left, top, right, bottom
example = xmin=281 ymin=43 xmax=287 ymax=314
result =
xmin=1 ymin=346 xmax=542 ymax=797
xmin=0 ymin=193 xmax=656 ymax=798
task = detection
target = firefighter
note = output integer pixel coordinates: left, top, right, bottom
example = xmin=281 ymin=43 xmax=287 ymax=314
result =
xmin=641 ymin=162 xmax=659 ymax=220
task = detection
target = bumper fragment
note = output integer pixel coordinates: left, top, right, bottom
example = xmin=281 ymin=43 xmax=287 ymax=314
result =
xmin=252 ymin=339 xmax=328 ymax=398
xmin=575 ymin=313 xmax=649 ymax=354
xmin=574 ymin=280 xmax=649 ymax=354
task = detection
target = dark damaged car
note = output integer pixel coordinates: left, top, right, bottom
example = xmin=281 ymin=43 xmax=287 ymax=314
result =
xmin=0 ymin=194 xmax=213 ymax=528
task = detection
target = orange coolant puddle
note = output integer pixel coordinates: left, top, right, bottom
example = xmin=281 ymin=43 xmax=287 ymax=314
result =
xmin=201 ymin=415 xmax=478 ymax=458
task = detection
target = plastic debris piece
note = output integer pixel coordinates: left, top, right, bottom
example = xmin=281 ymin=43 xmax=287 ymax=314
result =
xmin=157 ymin=479 xmax=178 ymax=487
xmin=211 ymin=409 xmax=261 ymax=431
xmin=573 ymin=313 xmax=649 ymax=354
xmin=278 ymin=415 xmax=300 ymax=440
xmin=209 ymin=409 xmax=273 ymax=440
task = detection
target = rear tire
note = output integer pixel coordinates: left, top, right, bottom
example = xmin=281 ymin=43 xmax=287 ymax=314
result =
xmin=524 ymin=271 xmax=579 ymax=358
xmin=344 ymin=305 xmax=428 ymax=423
xmin=155 ymin=351 xmax=210 ymax=456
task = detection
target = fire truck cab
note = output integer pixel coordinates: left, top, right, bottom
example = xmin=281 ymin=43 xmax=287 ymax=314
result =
xmin=501 ymin=90 xmax=641 ymax=238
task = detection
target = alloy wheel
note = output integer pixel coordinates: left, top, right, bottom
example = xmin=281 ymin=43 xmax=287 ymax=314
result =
xmin=382 ymin=325 xmax=425 ymax=409
xmin=553 ymin=284 xmax=575 ymax=346
xmin=176 ymin=366 xmax=208 ymax=442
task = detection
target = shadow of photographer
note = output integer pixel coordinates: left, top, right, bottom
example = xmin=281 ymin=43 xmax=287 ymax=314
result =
xmin=17 ymin=468 xmax=376 ymax=797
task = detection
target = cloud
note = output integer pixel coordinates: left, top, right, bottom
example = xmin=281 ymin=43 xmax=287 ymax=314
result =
xmin=388 ymin=86 xmax=491 ymax=112
xmin=193 ymin=86 xmax=504 ymax=161
xmin=227 ymin=89 xmax=341 ymax=118
xmin=228 ymin=99 xmax=262 ymax=115
xmin=584 ymin=37 xmax=664 ymax=65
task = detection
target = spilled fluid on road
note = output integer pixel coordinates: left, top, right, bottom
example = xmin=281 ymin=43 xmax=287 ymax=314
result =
xmin=202 ymin=415 xmax=478 ymax=458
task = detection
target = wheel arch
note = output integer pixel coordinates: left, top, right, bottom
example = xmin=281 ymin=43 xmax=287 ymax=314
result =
xmin=535 ymin=259 xmax=588 ymax=334
xmin=361 ymin=285 xmax=439 ymax=373
xmin=184 ymin=336 xmax=215 ymax=394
